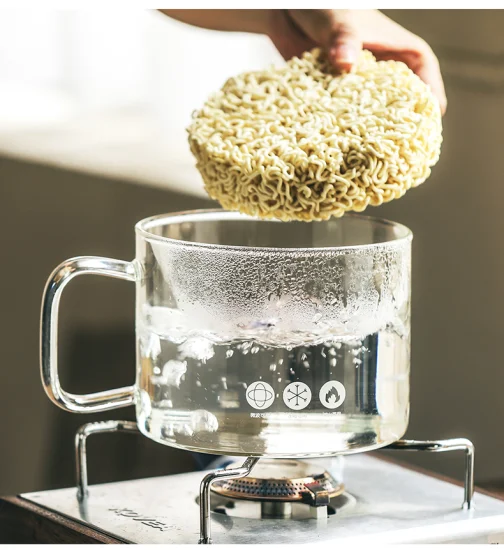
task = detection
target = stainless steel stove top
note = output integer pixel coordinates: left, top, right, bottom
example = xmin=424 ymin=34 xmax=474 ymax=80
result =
xmin=21 ymin=454 xmax=504 ymax=544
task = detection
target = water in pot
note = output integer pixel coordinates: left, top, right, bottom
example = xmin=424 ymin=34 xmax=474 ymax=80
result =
xmin=41 ymin=210 xmax=412 ymax=458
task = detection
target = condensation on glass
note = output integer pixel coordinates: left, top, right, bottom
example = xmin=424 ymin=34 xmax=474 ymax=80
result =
xmin=41 ymin=210 xmax=412 ymax=458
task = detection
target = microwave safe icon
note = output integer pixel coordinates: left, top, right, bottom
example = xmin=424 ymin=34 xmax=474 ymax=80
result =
xmin=246 ymin=381 xmax=275 ymax=410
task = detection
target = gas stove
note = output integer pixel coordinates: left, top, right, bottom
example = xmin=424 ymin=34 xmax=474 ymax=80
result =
xmin=12 ymin=420 xmax=504 ymax=544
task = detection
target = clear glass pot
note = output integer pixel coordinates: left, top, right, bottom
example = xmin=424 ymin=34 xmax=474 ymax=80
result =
xmin=41 ymin=210 xmax=412 ymax=458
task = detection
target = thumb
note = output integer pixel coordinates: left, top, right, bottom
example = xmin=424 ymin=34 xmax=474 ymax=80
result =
xmin=328 ymin=20 xmax=362 ymax=72
xmin=287 ymin=10 xmax=362 ymax=72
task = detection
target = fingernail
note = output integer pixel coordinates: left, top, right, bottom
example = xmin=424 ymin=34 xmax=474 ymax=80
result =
xmin=332 ymin=44 xmax=357 ymax=63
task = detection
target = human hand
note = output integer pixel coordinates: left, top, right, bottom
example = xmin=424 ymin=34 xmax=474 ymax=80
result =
xmin=267 ymin=9 xmax=447 ymax=114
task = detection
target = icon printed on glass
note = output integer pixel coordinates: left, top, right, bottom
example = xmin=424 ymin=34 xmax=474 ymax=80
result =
xmin=319 ymin=381 xmax=346 ymax=409
xmin=283 ymin=382 xmax=312 ymax=410
xmin=246 ymin=381 xmax=275 ymax=410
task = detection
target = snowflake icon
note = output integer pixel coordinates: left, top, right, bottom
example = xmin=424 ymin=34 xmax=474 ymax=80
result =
xmin=283 ymin=382 xmax=312 ymax=411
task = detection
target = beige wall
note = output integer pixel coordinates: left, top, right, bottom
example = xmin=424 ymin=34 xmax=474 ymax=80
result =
xmin=1 ymin=9 xmax=504 ymax=496
xmin=379 ymin=9 xmax=504 ymax=481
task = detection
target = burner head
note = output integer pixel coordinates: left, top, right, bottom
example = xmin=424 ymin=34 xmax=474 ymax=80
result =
xmin=211 ymin=459 xmax=344 ymax=504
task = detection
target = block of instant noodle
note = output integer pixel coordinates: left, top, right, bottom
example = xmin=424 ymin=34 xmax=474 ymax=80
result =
xmin=187 ymin=49 xmax=442 ymax=222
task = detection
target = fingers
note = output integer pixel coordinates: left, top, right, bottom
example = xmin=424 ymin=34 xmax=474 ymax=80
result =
xmin=327 ymin=21 xmax=362 ymax=73
xmin=273 ymin=9 xmax=447 ymax=114
xmin=268 ymin=10 xmax=317 ymax=62
xmin=288 ymin=9 xmax=363 ymax=73
xmin=416 ymin=50 xmax=447 ymax=115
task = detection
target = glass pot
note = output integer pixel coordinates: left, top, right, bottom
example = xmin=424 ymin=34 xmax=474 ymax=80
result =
xmin=41 ymin=210 xmax=412 ymax=458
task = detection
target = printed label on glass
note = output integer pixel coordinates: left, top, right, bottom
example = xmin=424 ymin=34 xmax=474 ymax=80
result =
xmin=246 ymin=381 xmax=275 ymax=410
xmin=319 ymin=380 xmax=346 ymax=409
xmin=283 ymin=382 xmax=312 ymax=410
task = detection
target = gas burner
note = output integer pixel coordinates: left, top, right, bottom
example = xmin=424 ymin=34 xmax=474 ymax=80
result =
xmin=210 ymin=458 xmax=348 ymax=519
xmin=210 ymin=491 xmax=354 ymax=521
xmin=50 ymin=420 xmax=478 ymax=544
xmin=211 ymin=458 xmax=343 ymax=503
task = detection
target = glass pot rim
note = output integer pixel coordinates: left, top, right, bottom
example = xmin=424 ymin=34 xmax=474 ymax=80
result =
xmin=135 ymin=209 xmax=413 ymax=253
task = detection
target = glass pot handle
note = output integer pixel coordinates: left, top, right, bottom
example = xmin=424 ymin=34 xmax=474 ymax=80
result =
xmin=40 ymin=256 xmax=136 ymax=413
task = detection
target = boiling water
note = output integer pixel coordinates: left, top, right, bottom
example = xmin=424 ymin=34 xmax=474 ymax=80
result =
xmin=136 ymin=307 xmax=409 ymax=457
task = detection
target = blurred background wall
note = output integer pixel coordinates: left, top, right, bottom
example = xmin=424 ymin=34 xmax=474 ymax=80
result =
xmin=0 ymin=9 xmax=503 ymax=496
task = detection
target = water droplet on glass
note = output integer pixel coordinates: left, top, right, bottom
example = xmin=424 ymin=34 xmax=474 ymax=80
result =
xmin=312 ymin=312 xmax=323 ymax=324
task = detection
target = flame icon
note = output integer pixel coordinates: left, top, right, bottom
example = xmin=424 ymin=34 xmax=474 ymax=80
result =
xmin=325 ymin=386 xmax=340 ymax=404
xmin=319 ymin=381 xmax=346 ymax=410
